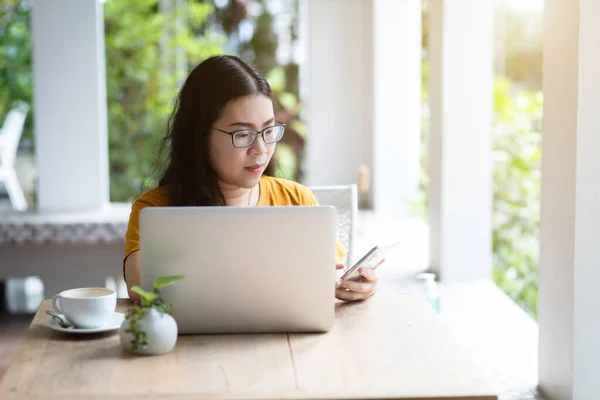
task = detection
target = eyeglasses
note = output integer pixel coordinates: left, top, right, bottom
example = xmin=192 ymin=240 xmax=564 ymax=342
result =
xmin=213 ymin=124 xmax=286 ymax=148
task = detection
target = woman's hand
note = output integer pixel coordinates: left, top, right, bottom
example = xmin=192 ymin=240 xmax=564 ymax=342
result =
xmin=334 ymin=263 xmax=379 ymax=301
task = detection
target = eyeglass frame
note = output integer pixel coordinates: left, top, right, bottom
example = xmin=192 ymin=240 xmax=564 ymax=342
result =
xmin=212 ymin=123 xmax=286 ymax=148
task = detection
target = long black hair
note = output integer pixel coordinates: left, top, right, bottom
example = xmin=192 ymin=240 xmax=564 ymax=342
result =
xmin=155 ymin=55 xmax=273 ymax=206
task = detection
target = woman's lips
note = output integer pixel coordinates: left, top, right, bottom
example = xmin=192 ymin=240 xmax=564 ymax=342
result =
xmin=245 ymin=163 xmax=265 ymax=173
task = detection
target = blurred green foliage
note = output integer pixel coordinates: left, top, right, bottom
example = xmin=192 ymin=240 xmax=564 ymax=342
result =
xmin=492 ymin=76 xmax=542 ymax=318
xmin=0 ymin=0 xmax=33 ymax=143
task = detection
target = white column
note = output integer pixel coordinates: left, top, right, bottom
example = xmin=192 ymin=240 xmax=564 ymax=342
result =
xmin=303 ymin=0 xmax=372 ymax=191
xmin=32 ymin=0 xmax=109 ymax=212
xmin=372 ymin=0 xmax=422 ymax=214
xmin=538 ymin=0 xmax=600 ymax=398
xmin=428 ymin=0 xmax=494 ymax=281
xmin=303 ymin=0 xmax=421 ymax=214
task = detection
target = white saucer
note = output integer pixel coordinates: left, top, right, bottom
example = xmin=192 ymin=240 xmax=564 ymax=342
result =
xmin=46 ymin=312 xmax=125 ymax=334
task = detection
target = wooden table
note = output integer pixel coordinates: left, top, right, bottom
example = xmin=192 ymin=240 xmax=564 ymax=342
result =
xmin=0 ymin=293 xmax=498 ymax=400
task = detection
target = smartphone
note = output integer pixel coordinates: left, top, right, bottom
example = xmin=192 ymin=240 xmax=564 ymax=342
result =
xmin=339 ymin=241 xmax=402 ymax=282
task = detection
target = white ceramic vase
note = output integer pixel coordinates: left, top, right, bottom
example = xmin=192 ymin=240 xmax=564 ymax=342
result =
xmin=119 ymin=308 xmax=178 ymax=355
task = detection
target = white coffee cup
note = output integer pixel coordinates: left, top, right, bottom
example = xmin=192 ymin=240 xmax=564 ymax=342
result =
xmin=52 ymin=287 xmax=116 ymax=329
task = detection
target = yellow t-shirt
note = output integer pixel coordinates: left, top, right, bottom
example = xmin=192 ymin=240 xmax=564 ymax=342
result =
xmin=124 ymin=175 xmax=347 ymax=263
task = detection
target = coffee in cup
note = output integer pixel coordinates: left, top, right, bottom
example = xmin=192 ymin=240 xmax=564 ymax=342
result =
xmin=52 ymin=287 xmax=116 ymax=329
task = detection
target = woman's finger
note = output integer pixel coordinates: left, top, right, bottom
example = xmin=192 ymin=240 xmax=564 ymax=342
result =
xmin=359 ymin=268 xmax=379 ymax=282
xmin=337 ymin=279 xmax=374 ymax=293
xmin=335 ymin=263 xmax=345 ymax=270
xmin=335 ymin=288 xmax=371 ymax=301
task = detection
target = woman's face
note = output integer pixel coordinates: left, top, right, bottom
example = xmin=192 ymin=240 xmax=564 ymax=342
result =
xmin=209 ymin=94 xmax=276 ymax=189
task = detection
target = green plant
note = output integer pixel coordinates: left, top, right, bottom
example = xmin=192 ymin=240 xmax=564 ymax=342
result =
xmin=125 ymin=275 xmax=184 ymax=352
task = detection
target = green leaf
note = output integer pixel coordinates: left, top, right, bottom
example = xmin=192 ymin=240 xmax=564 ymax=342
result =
xmin=131 ymin=286 xmax=159 ymax=306
xmin=153 ymin=275 xmax=185 ymax=290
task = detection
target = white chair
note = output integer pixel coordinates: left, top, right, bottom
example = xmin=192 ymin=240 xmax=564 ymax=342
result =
xmin=0 ymin=102 xmax=29 ymax=211
xmin=310 ymin=184 xmax=358 ymax=266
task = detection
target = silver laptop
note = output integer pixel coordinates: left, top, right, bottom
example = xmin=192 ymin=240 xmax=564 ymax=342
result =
xmin=139 ymin=206 xmax=337 ymax=334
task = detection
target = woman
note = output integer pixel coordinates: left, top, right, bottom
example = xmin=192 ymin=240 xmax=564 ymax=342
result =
xmin=123 ymin=55 xmax=378 ymax=303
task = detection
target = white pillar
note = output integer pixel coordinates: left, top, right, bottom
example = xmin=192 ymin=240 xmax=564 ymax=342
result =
xmin=428 ymin=0 xmax=494 ymax=281
xmin=32 ymin=0 xmax=109 ymax=212
xmin=303 ymin=0 xmax=421 ymax=214
xmin=538 ymin=0 xmax=600 ymax=398
xmin=372 ymin=0 xmax=422 ymax=214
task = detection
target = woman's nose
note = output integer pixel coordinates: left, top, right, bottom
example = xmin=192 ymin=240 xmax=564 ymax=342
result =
xmin=249 ymin=134 xmax=268 ymax=154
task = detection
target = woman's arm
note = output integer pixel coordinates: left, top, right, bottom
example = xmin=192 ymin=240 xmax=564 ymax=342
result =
xmin=122 ymin=188 xmax=170 ymax=303
xmin=124 ymin=251 xmax=141 ymax=303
